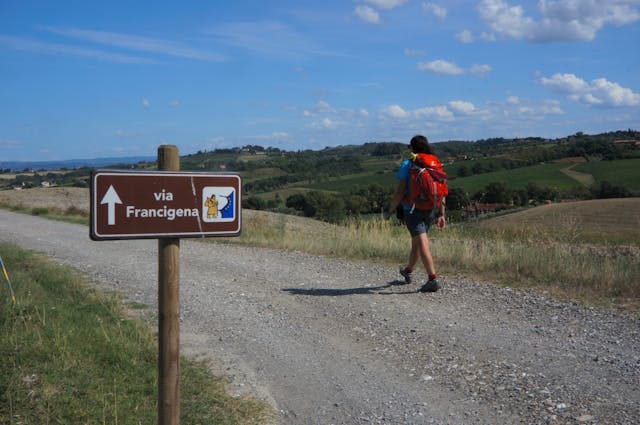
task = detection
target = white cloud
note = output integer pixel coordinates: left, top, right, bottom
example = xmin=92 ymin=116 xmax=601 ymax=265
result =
xmin=540 ymin=73 xmax=640 ymax=107
xmin=539 ymin=73 xmax=588 ymax=93
xmin=321 ymin=118 xmax=336 ymax=129
xmin=415 ymin=105 xmax=455 ymax=121
xmin=477 ymin=0 xmax=640 ymax=42
xmin=477 ymin=0 xmax=534 ymax=39
xmin=142 ymin=98 xmax=151 ymax=108
xmin=316 ymin=100 xmax=336 ymax=113
xmin=169 ymin=100 xmax=180 ymax=108
xmin=448 ymin=101 xmax=476 ymax=114
xmin=304 ymin=100 xmax=337 ymax=117
xmin=507 ymin=96 xmax=520 ymax=104
xmin=418 ymin=59 xmax=464 ymax=75
xmin=588 ymin=78 xmax=640 ymax=106
xmin=308 ymin=118 xmax=341 ymax=130
xmin=470 ymin=64 xmax=492 ymax=76
xmin=355 ymin=5 xmax=381 ymax=24
xmin=382 ymin=104 xmax=411 ymax=118
xmin=365 ymin=0 xmax=407 ymax=9
xmin=418 ymin=60 xmax=492 ymax=77
xmin=518 ymin=106 xmax=535 ymax=114
xmin=423 ymin=3 xmax=447 ymax=20
xmin=540 ymin=100 xmax=563 ymax=115
xmin=456 ymin=30 xmax=475 ymax=43
xmin=380 ymin=104 xmax=457 ymax=121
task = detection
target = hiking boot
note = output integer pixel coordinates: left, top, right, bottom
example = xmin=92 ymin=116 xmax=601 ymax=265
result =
xmin=399 ymin=267 xmax=413 ymax=284
xmin=419 ymin=279 xmax=442 ymax=293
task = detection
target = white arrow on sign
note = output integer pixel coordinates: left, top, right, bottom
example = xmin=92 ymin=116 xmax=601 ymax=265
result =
xmin=100 ymin=185 xmax=123 ymax=225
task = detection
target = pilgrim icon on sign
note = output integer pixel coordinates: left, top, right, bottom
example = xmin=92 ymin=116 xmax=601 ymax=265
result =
xmin=202 ymin=187 xmax=235 ymax=223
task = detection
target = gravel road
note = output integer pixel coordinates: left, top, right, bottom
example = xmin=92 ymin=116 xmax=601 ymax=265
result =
xmin=1 ymin=209 xmax=638 ymax=424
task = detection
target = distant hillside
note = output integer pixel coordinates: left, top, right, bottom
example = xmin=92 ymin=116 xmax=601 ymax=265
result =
xmin=2 ymin=130 xmax=638 ymax=223
xmin=0 ymin=156 xmax=155 ymax=172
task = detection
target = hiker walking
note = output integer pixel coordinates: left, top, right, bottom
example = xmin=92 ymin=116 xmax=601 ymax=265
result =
xmin=384 ymin=135 xmax=447 ymax=292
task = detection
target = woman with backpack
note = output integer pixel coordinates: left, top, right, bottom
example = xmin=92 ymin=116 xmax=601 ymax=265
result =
xmin=384 ymin=135 xmax=447 ymax=293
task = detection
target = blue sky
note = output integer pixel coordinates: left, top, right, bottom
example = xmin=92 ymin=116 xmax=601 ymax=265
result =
xmin=1 ymin=0 xmax=639 ymax=161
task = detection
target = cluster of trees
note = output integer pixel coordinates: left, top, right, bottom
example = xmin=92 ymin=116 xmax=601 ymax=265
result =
xmin=243 ymin=183 xmax=395 ymax=223
xmin=435 ymin=129 xmax=639 ymax=161
xmin=451 ymin=179 xmax=631 ymax=209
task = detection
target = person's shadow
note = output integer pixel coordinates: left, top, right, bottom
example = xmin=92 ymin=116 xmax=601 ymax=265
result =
xmin=281 ymin=280 xmax=417 ymax=296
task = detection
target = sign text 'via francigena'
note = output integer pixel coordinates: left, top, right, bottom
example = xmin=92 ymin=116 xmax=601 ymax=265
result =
xmin=90 ymin=170 xmax=241 ymax=240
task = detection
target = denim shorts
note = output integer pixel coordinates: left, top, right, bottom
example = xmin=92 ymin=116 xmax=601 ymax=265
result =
xmin=404 ymin=208 xmax=435 ymax=237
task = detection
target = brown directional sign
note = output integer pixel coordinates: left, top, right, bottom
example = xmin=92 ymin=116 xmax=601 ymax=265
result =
xmin=90 ymin=170 xmax=242 ymax=240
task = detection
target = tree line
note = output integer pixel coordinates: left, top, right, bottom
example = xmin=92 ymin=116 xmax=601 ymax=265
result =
xmin=243 ymin=177 xmax=632 ymax=224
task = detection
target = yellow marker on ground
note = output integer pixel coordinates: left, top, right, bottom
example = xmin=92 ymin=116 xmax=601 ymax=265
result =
xmin=0 ymin=255 xmax=16 ymax=304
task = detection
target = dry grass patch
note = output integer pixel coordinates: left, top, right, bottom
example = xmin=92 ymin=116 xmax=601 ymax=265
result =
xmin=0 ymin=187 xmax=89 ymax=214
xmin=480 ymin=198 xmax=640 ymax=245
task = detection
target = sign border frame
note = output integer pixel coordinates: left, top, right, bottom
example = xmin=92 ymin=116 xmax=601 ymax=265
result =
xmin=90 ymin=169 xmax=242 ymax=241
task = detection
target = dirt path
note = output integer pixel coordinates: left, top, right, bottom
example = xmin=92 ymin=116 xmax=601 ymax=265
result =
xmin=1 ymin=209 xmax=638 ymax=424
xmin=560 ymin=164 xmax=595 ymax=187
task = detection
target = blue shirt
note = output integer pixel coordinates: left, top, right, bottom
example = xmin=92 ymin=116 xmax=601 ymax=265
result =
xmin=396 ymin=160 xmax=411 ymax=210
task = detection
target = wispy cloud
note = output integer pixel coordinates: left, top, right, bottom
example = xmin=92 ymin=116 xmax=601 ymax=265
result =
xmin=0 ymin=139 xmax=22 ymax=150
xmin=40 ymin=26 xmax=227 ymax=61
xmin=210 ymin=21 xmax=340 ymax=58
xmin=0 ymin=35 xmax=155 ymax=64
xmin=404 ymin=48 xmax=426 ymax=57
xmin=364 ymin=0 xmax=407 ymax=9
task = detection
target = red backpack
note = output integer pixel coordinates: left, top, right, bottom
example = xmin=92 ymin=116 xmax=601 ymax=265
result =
xmin=405 ymin=153 xmax=448 ymax=213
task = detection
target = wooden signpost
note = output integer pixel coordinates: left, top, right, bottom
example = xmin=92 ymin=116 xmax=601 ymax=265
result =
xmin=90 ymin=145 xmax=242 ymax=425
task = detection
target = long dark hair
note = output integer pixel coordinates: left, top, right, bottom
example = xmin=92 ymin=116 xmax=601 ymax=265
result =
xmin=409 ymin=135 xmax=435 ymax=154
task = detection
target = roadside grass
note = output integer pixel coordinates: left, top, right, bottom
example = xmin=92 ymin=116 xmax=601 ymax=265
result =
xmin=223 ymin=207 xmax=639 ymax=314
xmin=0 ymin=202 xmax=89 ymax=226
xmin=0 ymin=242 xmax=271 ymax=424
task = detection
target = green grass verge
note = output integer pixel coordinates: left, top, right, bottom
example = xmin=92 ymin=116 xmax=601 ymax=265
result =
xmin=0 ymin=242 xmax=271 ymax=424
